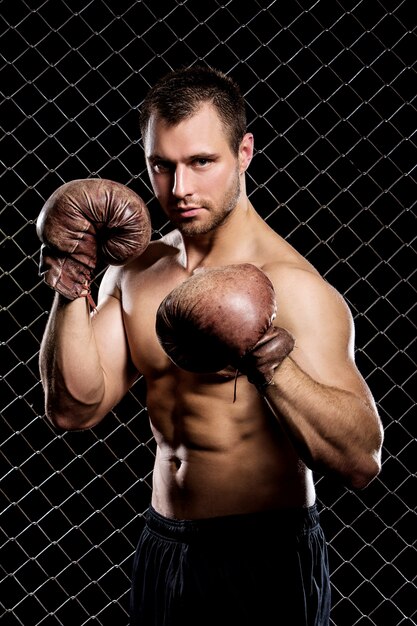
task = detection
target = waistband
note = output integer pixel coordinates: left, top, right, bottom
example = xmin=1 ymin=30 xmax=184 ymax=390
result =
xmin=145 ymin=504 xmax=320 ymax=542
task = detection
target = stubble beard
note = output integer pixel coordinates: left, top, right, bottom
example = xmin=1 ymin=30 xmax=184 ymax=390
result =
xmin=176 ymin=171 xmax=241 ymax=238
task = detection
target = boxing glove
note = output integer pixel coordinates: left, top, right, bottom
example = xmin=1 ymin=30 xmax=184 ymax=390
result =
xmin=155 ymin=263 xmax=279 ymax=374
xmin=37 ymin=178 xmax=151 ymax=302
xmin=238 ymin=324 xmax=295 ymax=390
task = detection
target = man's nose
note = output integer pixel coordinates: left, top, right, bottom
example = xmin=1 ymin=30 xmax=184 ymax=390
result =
xmin=172 ymin=165 xmax=192 ymax=199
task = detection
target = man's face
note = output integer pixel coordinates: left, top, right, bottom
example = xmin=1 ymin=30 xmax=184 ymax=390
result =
xmin=143 ymin=103 xmax=246 ymax=236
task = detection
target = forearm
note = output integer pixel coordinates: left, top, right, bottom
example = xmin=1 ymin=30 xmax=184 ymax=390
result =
xmin=262 ymin=357 xmax=383 ymax=488
xmin=39 ymin=294 xmax=105 ymax=429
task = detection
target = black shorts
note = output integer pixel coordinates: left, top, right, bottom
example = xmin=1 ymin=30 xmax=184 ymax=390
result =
xmin=129 ymin=504 xmax=331 ymax=626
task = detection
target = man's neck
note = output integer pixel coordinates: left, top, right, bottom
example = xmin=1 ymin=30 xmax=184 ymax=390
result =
xmin=180 ymin=199 xmax=260 ymax=272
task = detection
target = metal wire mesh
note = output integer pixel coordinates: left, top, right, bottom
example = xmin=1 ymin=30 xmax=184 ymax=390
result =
xmin=1 ymin=1 xmax=416 ymax=624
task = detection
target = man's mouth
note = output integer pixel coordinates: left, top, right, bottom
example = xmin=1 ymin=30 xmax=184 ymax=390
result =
xmin=175 ymin=206 xmax=204 ymax=218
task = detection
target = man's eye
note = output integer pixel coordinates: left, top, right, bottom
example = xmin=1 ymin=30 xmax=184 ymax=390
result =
xmin=194 ymin=158 xmax=211 ymax=167
xmin=153 ymin=162 xmax=171 ymax=173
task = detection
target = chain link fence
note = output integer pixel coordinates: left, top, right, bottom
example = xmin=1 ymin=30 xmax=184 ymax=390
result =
xmin=1 ymin=0 xmax=416 ymax=624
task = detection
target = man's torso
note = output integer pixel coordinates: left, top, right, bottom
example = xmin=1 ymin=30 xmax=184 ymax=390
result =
xmin=114 ymin=227 xmax=317 ymax=518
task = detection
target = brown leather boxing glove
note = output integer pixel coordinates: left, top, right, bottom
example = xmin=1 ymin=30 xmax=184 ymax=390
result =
xmin=155 ymin=263 xmax=278 ymax=373
xmin=36 ymin=178 xmax=151 ymax=303
xmin=237 ymin=324 xmax=295 ymax=391
xmin=156 ymin=263 xmax=295 ymax=393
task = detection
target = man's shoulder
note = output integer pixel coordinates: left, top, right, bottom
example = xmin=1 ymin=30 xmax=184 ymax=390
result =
xmin=121 ymin=229 xmax=183 ymax=269
xmin=159 ymin=228 xmax=184 ymax=250
xmin=260 ymin=248 xmax=321 ymax=287
xmin=261 ymin=256 xmax=346 ymax=310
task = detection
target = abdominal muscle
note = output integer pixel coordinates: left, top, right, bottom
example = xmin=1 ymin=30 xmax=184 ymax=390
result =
xmin=145 ymin=371 xmax=316 ymax=520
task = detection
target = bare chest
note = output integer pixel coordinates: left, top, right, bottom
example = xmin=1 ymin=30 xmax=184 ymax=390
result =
xmin=121 ymin=276 xmax=174 ymax=377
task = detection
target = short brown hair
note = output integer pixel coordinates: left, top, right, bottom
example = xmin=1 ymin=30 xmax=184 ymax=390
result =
xmin=140 ymin=66 xmax=247 ymax=155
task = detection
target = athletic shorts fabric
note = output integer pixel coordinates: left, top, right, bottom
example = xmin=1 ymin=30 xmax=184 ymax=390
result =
xmin=129 ymin=504 xmax=331 ymax=626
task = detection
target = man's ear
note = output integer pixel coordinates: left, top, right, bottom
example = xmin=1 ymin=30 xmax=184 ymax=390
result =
xmin=238 ymin=133 xmax=254 ymax=173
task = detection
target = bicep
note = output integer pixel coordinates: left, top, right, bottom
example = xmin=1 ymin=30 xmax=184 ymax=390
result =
xmin=278 ymin=276 xmax=374 ymax=404
xmin=91 ymin=270 xmax=138 ymax=413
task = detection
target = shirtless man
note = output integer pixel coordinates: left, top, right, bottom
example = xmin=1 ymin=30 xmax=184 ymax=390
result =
xmin=38 ymin=66 xmax=384 ymax=626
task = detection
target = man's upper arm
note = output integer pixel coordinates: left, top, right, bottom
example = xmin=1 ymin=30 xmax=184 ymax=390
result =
xmin=273 ymin=267 xmax=375 ymax=404
xmin=91 ymin=266 xmax=138 ymax=414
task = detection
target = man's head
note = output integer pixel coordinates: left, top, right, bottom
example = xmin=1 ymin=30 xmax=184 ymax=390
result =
xmin=140 ymin=65 xmax=247 ymax=156
xmin=140 ymin=66 xmax=253 ymax=237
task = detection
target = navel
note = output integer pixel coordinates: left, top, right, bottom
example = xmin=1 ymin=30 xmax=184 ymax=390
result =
xmin=171 ymin=456 xmax=182 ymax=472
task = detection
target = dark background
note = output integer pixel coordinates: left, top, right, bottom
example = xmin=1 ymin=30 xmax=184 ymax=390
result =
xmin=1 ymin=1 xmax=416 ymax=624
